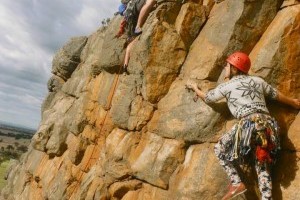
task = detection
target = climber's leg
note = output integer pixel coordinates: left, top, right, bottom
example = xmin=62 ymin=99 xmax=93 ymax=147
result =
xmin=255 ymin=163 xmax=272 ymax=200
xmin=135 ymin=0 xmax=156 ymax=34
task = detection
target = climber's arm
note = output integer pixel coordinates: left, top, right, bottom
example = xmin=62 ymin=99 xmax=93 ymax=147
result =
xmin=262 ymin=80 xmax=300 ymax=109
xmin=191 ymin=83 xmax=206 ymax=101
xmin=186 ymin=81 xmax=224 ymax=103
xmin=276 ymin=92 xmax=300 ymax=109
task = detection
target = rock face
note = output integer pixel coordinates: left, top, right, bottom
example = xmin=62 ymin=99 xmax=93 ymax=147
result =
xmin=52 ymin=36 xmax=88 ymax=81
xmin=2 ymin=0 xmax=300 ymax=200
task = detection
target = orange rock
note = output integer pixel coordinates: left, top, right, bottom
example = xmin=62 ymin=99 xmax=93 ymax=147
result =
xmin=273 ymin=152 xmax=300 ymax=199
xmin=168 ymin=144 xmax=228 ymax=199
xmin=129 ymin=132 xmax=185 ymax=189
xmin=281 ymin=0 xmax=300 ymax=8
xmin=108 ymin=180 xmax=142 ymax=199
xmin=282 ymin=113 xmax=300 ymax=151
xmin=175 ymin=2 xmax=207 ymax=47
xmin=4 ymin=1 xmax=300 ymax=200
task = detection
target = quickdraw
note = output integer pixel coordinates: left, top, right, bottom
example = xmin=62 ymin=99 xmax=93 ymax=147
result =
xmin=233 ymin=120 xmax=243 ymax=159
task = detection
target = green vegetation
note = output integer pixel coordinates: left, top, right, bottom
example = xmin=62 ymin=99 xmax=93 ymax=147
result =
xmin=0 ymin=131 xmax=32 ymax=140
xmin=101 ymin=18 xmax=111 ymax=27
xmin=0 ymin=161 xmax=9 ymax=189
xmin=0 ymin=145 xmax=28 ymax=162
xmin=0 ymin=126 xmax=31 ymax=163
xmin=0 ymin=143 xmax=28 ymax=190
xmin=0 ymin=124 xmax=32 ymax=189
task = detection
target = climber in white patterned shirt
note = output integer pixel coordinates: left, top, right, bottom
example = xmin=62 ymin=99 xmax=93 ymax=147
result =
xmin=186 ymin=52 xmax=300 ymax=200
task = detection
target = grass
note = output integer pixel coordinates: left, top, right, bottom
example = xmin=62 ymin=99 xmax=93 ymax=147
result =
xmin=0 ymin=160 xmax=9 ymax=190
xmin=0 ymin=127 xmax=32 ymax=190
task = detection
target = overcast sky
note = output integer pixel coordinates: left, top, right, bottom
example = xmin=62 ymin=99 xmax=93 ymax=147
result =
xmin=0 ymin=0 xmax=119 ymax=129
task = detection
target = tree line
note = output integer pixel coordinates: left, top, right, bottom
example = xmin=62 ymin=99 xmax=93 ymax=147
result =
xmin=0 ymin=131 xmax=32 ymax=140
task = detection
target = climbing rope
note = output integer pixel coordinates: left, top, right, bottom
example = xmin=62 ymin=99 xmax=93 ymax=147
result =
xmin=68 ymin=65 xmax=123 ymax=199
xmin=29 ymin=65 xmax=124 ymax=200
xmin=104 ymin=67 xmax=123 ymax=110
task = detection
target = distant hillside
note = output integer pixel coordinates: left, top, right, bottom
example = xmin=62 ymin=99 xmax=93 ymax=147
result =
xmin=0 ymin=122 xmax=36 ymax=136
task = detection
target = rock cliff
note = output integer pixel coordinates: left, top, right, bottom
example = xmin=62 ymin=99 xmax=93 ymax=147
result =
xmin=2 ymin=0 xmax=300 ymax=199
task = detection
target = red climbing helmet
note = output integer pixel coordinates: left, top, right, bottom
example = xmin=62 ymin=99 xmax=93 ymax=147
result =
xmin=226 ymin=52 xmax=251 ymax=73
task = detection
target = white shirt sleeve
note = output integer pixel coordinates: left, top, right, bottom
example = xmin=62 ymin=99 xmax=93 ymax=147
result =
xmin=204 ymin=85 xmax=225 ymax=103
xmin=261 ymin=80 xmax=278 ymax=100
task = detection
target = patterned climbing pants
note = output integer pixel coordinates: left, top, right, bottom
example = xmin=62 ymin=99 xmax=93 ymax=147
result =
xmin=215 ymin=136 xmax=272 ymax=200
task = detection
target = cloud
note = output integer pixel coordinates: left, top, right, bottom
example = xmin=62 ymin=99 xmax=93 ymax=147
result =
xmin=0 ymin=0 xmax=119 ymax=129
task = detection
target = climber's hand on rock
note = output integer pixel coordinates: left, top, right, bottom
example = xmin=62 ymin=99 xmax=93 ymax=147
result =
xmin=193 ymin=95 xmax=199 ymax=102
xmin=292 ymin=99 xmax=300 ymax=109
xmin=186 ymin=80 xmax=197 ymax=91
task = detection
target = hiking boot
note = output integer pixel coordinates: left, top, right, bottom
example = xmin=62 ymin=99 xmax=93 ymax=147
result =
xmin=222 ymin=182 xmax=247 ymax=200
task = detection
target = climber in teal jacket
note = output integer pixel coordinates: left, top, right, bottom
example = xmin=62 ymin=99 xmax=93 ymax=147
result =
xmin=186 ymin=52 xmax=300 ymax=200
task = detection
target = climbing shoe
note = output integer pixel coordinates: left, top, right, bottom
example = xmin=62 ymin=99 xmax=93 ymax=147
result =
xmin=133 ymin=27 xmax=142 ymax=36
xmin=221 ymin=182 xmax=247 ymax=200
xmin=123 ymin=64 xmax=129 ymax=75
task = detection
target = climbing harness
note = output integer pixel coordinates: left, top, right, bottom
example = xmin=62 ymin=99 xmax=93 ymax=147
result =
xmin=224 ymin=113 xmax=280 ymax=165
